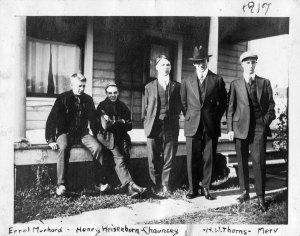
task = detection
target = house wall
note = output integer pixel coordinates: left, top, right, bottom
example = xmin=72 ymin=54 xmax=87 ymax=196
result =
xmin=25 ymin=26 xmax=247 ymax=132
xmin=218 ymin=42 xmax=248 ymax=90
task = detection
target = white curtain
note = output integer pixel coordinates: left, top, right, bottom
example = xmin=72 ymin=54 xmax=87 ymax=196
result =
xmin=26 ymin=38 xmax=81 ymax=95
xmin=26 ymin=40 xmax=50 ymax=93
xmin=51 ymin=44 xmax=81 ymax=94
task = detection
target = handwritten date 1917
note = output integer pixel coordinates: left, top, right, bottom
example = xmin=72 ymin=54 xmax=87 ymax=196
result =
xmin=242 ymin=1 xmax=271 ymax=15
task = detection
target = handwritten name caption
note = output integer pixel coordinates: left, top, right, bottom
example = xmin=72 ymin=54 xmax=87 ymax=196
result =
xmin=8 ymin=225 xmax=180 ymax=236
xmin=203 ymin=226 xmax=279 ymax=235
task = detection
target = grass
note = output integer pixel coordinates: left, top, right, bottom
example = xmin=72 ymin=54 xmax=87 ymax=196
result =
xmin=143 ymin=190 xmax=288 ymax=224
xmin=15 ymin=164 xmax=287 ymax=224
xmin=14 ymin=184 xmax=188 ymax=223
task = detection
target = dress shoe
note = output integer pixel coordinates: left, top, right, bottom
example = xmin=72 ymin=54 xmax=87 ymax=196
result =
xmin=203 ymin=188 xmax=215 ymax=200
xmin=128 ymin=183 xmax=147 ymax=198
xmin=198 ymin=186 xmax=204 ymax=196
xmin=257 ymin=196 xmax=267 ymax=212
xmin=95 ymin=183 xmax=111 ymax=194
xmin=186 ymin=191 xmax=199 ymax=199
xmin=150 ymin=185 xmax=161 ymax=194
xmin=236 ymin=191 xmax=250 ymax=204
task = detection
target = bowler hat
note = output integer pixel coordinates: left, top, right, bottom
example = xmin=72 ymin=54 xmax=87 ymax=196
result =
xmin=240 ymin=51 xmax=258 ymax=63
xmin=188 ymin=45 xmax=212 ymax=61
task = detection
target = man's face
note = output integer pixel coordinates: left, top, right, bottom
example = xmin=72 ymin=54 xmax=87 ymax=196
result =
xmin=193 ymin=59 xmax=208 ymax=73
xmin=156 ymin=58 xmax=171 ymax=76
xmin=106 ymin=86 xmax=119 ymax=102
xmin=71 ymin=79 xmax=86 ymax=95
xmin=241 ymin=58 xmax=257 ymax=75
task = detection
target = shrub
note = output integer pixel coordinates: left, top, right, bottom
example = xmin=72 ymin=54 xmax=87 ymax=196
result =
xmin=273 ymin=106 xmax=288 ymax=163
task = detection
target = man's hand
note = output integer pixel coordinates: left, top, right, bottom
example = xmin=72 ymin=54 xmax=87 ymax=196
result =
xmin=228 ymin=131 xmax=234 ymax=141
xmin=49 ymin=142 xmax=59 ymax=150
xmin=103 ymin=114 xmax=110 ymax=121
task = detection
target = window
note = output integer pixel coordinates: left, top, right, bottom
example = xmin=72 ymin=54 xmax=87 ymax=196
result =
xmin=26 ymin=38 xmax=82 ymax=96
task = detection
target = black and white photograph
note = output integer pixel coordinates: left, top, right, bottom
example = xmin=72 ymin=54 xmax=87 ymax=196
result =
xmin=0 ymin=0 xmax=299 ymax=235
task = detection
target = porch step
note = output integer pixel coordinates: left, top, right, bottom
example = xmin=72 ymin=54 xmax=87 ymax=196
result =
xmin=14 ymin=139 xmax=277 ymax=166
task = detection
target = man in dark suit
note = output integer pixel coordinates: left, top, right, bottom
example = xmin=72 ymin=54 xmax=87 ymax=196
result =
xmin=45 ymin=73 xmax=109 ymax=196
xmin=144 ymin=55 xmax=182 ymax=195
xmin=96 ymin=83 xmax=147 ymax=198
xmin=227 ymin=51 xmax=276 ymax=211
xmin=181 ymin=46 xmax=227 ymax=199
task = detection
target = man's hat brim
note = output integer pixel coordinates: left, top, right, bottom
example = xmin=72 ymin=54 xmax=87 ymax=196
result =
xmin=188 ymin=55 xmax=212 ymax=61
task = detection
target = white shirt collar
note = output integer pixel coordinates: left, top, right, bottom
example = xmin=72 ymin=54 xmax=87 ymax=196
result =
xmin=196 ymin=68 xmax=209 ymax=81
xmin=157 ymin=75 xmax=170 ymax=89
xmin=243 ymin=73 xmax=255 ymax=83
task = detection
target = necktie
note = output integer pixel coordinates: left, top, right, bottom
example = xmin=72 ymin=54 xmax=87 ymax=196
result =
xmin=248 ymin=77 xmax=253 ymax=86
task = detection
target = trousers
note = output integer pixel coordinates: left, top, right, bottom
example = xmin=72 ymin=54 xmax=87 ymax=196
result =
xmin=56 ymin=133 xmax=105 ymax=186
xmin=235 ymin=116 xmax=267 ymax=196
xmin=147 ymin=119 xmax=178 ymax=187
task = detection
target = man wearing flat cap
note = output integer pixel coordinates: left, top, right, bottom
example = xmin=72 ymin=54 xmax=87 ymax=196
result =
xmin=96 ymin=83 xmax=147 ymax=198
xmin=181 ymin=46 xmax=227 ymax=199
xmin=227 ymin=51 xmax=275 ymax=211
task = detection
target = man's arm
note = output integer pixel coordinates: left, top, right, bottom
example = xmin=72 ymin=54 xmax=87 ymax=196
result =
xmin=87 ymin=96 xmax=99 ymax=136
xmin=263 ymin=79 xmax=276 ymax=125
xmin=218 ymin=76 xmax=228 ymax=121
xmin=227 ymin=81 xmax=236 ymax=140
xmin=45 ymin=97 xmax=61 ymax=149
xmin=142 ymin=85 xmax=149 ymax=120
xmin=180 ymin=78 xmax=187 ymax=116
xmin=119 ymin=102 xmax=133 ymax=132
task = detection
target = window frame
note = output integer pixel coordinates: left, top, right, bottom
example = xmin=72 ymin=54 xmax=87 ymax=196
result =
xmin=26 ymin=37 xmax=84 ymax=98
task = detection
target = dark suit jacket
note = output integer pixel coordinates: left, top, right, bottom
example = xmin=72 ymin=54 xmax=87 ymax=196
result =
xmin=96 ymin=98 xmax=132 ymax=150
xmin=180 ymin=70 xmax=227 ymax=138
xmin=45 ymin=90 xmax=98 ymax=143
xmin=143 ymin=79 xmax=182 ymax=137
xmin=227 ymin=75 xmax=276 ymax=139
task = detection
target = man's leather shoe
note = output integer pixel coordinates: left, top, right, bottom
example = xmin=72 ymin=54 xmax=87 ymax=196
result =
xmin=237 ymin=191 xmax=250 ymax=203
xmin=95 ymin=183 xmax=111 ymax=194
xmin=150 ymin=185 xmax=161 ymax=194
xmin=257 ymin=196 xmax=267 ymax=212
xmin=186 ymin=191 xmax=199 ymax=199
xmin=128 ymin=183 xmax=147 ymax=198
xmin=198 ymin=186 xmax=204 ymax=196
xmin=203 ymin=188 xmax=215 ymax=200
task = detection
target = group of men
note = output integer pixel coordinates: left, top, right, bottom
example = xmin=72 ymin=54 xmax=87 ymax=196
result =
xmin=46 ymin=45 xmax=275 ymax=212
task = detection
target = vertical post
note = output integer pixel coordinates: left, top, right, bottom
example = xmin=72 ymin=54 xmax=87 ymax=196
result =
xmin=84 ymin=18 xmax=94 ymax=96
xmin=208 ymin=17 xmax=219 ymax=74
xmin=13 ymin=16 xmax=27 ymax=142
xmin=0 ymin=15 xmax=26 ymax=228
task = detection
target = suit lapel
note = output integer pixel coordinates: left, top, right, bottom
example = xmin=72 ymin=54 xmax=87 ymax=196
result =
xmin=152 ymin=79 xmax=158 ymax=101
xmin=255 ymin=75 xmax=263 ymax=102
xmin=169 ymin=80 xmax=175 ymax=98
xmin=203 ymin=70 xmax=215 ymax=102
xmin=188 ymin=73 xmax=200 ymax=101
xmin=237 ymin=78 xmax=249 ymax=105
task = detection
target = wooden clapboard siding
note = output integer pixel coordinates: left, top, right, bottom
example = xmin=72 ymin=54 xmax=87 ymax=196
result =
xmin=93 ymin=28 xmax=116 ymax=107
xmin=26 ymin=98 xmax=55 ymax=130
xmin=218 ymin=42 xmax=248 ymax=90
